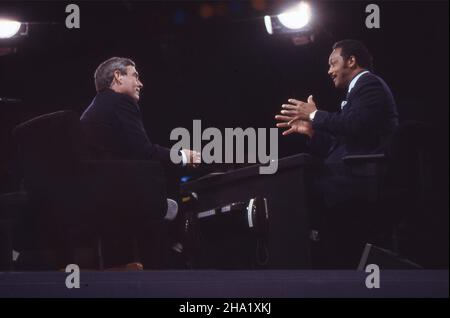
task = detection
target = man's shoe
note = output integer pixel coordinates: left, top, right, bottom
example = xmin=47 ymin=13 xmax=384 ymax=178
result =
xmin=105 ymin=262 xmax=144 ymax=271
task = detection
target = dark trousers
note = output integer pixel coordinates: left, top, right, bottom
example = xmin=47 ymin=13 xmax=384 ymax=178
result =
xmin=307 ymin=163 xmax=379 ymax=269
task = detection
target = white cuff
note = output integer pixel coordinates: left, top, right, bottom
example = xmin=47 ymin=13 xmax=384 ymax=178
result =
xmin=180 ymin=150 xmax=188 ymax=166
xmin=164 ymin=199 xmax=178 ymax=221
xmin=309 ymin=110 xmax=318 ymax=121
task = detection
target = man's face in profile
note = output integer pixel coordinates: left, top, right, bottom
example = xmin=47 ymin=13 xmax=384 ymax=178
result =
xmin=328 ymin=48 xmax=352 ymax=90
xmin=118 ymin=65 xmax=143 ymax=102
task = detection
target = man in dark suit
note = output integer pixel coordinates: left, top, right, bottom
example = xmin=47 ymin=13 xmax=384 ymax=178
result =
xmin=276 ymin=39 xmax=399 ymax=204
xmin=80 ymin=57 xmax=200 ymax=268
xmin=81 ymin=57 xmax=201 ymax=220
xmin=81 ymin=57 xmax=199 ymax=167
xmin=275 ymin=39 xmax=399 ymax=267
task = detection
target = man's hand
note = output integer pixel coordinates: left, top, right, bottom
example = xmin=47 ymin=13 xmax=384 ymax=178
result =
xmin=183 ymin=149 xmax=201 ymax=166
xmin=280 ymin=95 xmax=317 ymax=122
xmin=275 ymin=115 xmax=314 ymax=138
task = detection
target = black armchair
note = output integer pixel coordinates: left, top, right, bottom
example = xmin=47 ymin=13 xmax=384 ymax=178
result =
xmin=11 ymin=110 xmax=168 ymax=269
xmin=342 ymin=121 xmax=445 ymax=266
xmin=0 ymin=191 xmax=27 ymax=270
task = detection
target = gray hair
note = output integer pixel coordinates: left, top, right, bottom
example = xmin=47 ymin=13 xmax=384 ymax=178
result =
xmin=94 ymin=57 xmax=135 ymax=92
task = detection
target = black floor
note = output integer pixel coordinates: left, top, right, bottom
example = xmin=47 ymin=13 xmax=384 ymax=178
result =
xmin=0 ymin=270 xmax=447 ymax=298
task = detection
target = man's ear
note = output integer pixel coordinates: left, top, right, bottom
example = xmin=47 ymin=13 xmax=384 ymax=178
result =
xmin=347 ymin=55 xmax=357 ymax=69
xmin=112 ymin=70 xmax=123 ymax=85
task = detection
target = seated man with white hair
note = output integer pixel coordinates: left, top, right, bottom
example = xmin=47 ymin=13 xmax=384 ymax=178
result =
xmin=80 ymin=57 xmax=200 ymax=268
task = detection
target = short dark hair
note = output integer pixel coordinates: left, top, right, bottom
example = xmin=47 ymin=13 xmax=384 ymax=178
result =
xmin=94 ymin=57 xmax=135 ymax=92
xmin=332 ymin=39 xmax=373 ymax=71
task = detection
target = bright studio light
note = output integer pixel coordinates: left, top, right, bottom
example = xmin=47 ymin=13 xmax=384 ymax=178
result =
xmin=277 ymin=2 xmax=311 ymax=30
xmin=264 ymin=15 xmax=273 ymax=35
xmin=0 ymin=19 xmax=21 ymax=39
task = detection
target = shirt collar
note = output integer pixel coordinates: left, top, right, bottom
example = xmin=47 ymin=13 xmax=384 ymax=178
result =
xmin=348 ymin=70 xmax=370 ymax=94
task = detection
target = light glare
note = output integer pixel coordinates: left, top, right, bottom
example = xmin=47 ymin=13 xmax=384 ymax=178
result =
xmin=0 ymin=19 xmax=21 ymax=39
xmin=264 ymin=15 xmax=273 ymax=35
xmin=277 ymin=2 xmax=311 ymax=30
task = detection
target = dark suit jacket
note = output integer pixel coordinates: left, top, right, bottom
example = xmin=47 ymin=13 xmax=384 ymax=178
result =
xmin=308 ymin=72 xmax=399 ymax=207
xmin=80 ymin=89 xmax=171 ymax=163
xmin=309 ymin=72 xmax=399 ymax=164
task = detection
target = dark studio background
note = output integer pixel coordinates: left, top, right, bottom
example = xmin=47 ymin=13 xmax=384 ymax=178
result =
xmin=0 ymin=0 xmax=448 ymax=261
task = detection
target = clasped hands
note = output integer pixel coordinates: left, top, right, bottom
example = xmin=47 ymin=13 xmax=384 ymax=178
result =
xmin=182 ymin=149 xmax=201 ymax=166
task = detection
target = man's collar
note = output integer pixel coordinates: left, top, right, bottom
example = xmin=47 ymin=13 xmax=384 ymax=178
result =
xmin=347 ymin=70 xmax=370 ymax=94
xmin=100 ymin=88 xmax=140 ymax=109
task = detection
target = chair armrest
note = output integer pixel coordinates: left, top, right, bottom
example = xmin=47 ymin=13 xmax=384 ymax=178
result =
xmin=342 ymin=154 xmax=387 ymax=165
xmin=341 ymin=154 xmax=388 ymax=179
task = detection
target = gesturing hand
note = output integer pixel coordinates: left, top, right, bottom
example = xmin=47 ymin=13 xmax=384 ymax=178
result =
xmin=275 ymin=95 xmax=316 ymax=138
xmin=275 ymin=115 xmax=314 ymax=138
xmin=280 ymin=95 xmax=317 ymax=122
